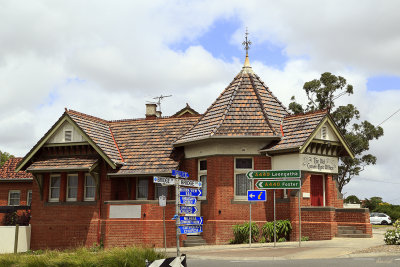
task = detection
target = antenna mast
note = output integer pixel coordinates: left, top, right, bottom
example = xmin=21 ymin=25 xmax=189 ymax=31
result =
xmin=153 ymin=94 xmax=172 ymax=113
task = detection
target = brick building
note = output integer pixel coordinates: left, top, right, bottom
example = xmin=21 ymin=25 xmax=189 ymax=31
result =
xmin=16 ymin=53 xmax=371 ymax=249
xmin=0 ymin=157 xmax=33 ymax=224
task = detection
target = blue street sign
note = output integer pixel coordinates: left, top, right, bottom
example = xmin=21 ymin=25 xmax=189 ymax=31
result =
xmin=179 ymin=196 xmax=197 ymax=205
xmin=179 ymin=225 xmax=203 ymax=234
xmin=180 ymin=188 xmax=202 ymax=197
xmin=179 ymin=216 xmax=203 ymax=225
xmin=247 ymin=190 xmax=267 ymax=201
xmin=172 ymin=169 xmax=189 ymax=178
xmin=179 ymin=206 xmax=198 ymax=215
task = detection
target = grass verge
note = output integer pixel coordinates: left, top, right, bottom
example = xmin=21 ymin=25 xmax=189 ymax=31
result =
xmin=0 ymin=246 xmax=166 ymax=267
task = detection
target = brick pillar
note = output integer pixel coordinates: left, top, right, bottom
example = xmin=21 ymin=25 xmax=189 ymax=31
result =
xmin=60 ymin=172 xmax=67 ymax=202
xmin=77 ymin=172 xmax=85 ymax=202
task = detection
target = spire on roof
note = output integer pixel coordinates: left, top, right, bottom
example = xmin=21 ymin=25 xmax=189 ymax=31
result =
xmin=241 ymin=28 xmax=253 ymax=73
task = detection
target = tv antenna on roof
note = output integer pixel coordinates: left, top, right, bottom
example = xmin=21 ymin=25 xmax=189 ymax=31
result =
xmin=153 ymin=94 xmax=172 ymax=113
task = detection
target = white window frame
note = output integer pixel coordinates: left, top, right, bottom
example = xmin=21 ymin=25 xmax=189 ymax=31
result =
xmin=234 ymin=157 xmax=254 ymax=200
xmin=198 ymin=159 xmax=207 ymax=200
xmin=84 ymin=174 xmax=96 ymax=201
xmin=66 ymin=174 xmax=78 ymax=202
xmin=8 ymin=190 xmax=21 ymax=206
xmin=27 ymin=190 xmax=32 ymax=206
xmin=64 ymin=129 xmax=73 ymax=142
xmin=49 ymin=174 xmax=61 ymax=202
xmin=136 ymin=178 xmax=149 ymax=200
xmin=321 ymin=126 xmax=328 ymax=140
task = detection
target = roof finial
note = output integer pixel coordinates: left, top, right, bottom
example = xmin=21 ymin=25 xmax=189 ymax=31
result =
xmin=241 ymin=27 xmax=252 ymax=71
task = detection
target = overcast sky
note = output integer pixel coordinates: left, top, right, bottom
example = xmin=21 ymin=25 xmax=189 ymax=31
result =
xmin=1 ymin=0 xmax=399 ymax=204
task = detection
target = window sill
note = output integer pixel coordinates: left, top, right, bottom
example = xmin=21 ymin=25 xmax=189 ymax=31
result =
xmin=45 ymin=201 xmax=96 ymax=206
xmin=104 ymin=200 xmax=175 ymax=205
xmin=231 ymin=199 xmax=250 ymax=204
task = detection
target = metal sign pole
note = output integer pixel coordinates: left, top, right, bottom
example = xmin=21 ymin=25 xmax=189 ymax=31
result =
xmin=163 ymin=206 xmax=166 ymax=252
xmin=249 ymin=201 xmax=252 ymax=248
xmin=299 ymin=186 xmax=302 ymax=247
xmin=273 ymin=189 xmax=276 ymax=247
xmin=175 ymin=179 xmax=180 ymax=256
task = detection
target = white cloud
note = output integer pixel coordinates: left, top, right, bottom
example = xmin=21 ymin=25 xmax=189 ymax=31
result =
xmin=0 ymin=0 xmax=399 ymax=203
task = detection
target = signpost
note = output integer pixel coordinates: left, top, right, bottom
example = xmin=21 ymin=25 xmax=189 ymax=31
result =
xmin=178 ymin=225 xmax=203 ymax=234
xmin=179 ymin=216 xmax=203 ymax=225
xmin=246 ymin=170 xmax=300 ymax=179
xmin=180 ymin=188 xmax=202 ymax=197
xmin=247 ymin=169 xmax=302 ymax=248
xmin=159 ymin=196 xmax=167 ymax=252
xmin=247 ymin=190 xmax=267 ymax=248
xmin=179 ymin=206 xmax=198 ymax=215
xmin=154 ymin=170 xmax=204 ymax=256
xmin=255 ymin=180 xmax=301 ymax=190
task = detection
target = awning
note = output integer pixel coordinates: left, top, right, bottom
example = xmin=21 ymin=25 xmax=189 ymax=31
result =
xmin=27 ymin=158 xmax=98 ymax=172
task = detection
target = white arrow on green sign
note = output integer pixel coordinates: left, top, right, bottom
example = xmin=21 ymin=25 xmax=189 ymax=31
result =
xmin=255 ymin=180 xmax=301 ymax=189
xmin=247 ymin=170 xmax=300 ymax=179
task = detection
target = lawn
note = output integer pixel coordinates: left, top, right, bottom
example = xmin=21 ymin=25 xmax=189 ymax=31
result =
xmin=0 ymin=246 xmax=166 ymax=267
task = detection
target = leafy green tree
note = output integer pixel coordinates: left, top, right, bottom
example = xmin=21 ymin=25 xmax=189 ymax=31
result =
xmin=344 ymin=195 xmax=361 ymax=204
xmin=289 ymin=72 xmax=384 ymax=192
xmin=0 ymin=150 xmax=14 ymax=167
xmin=362 ymin=196 xmax=383 ymax=211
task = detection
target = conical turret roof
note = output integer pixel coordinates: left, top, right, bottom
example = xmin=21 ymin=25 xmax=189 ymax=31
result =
xmin=175 ymin=59 xmax=289 ymax=145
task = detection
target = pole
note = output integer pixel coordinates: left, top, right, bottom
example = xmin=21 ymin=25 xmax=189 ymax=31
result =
xmin=14 ymin=224 xmax=19 ymax=254
xmin=299 ymin=186 xmax=302 ymax=247
xmin=249 ymin=201 xmax=252 ymax=247
xmin=273 ymin=189 xmax=276 ymax=247
xmin=163 ymin=206 xmax=166 ymax=253
xmin=176 ymin=179 xmax=180 ymax=256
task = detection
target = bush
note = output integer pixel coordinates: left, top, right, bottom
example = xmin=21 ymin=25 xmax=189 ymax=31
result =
xmin=230 ymin=222 xmax=259 ymax=244
xmin=394 ymin=219 xmax=400 ymax=229
xmin=384 ymin=228 xmax=400 ymax=245
xmin=301 ymin=236 xmax=310 ymax=241
xmin=2 ymin=211 xmax=31 ymax=226
xmin=261 ymin=220 xmax=292 ymax=242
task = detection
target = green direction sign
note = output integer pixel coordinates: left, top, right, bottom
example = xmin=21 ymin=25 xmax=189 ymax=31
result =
xmin=247 ymin=170 xmax=300 ymax=179
xmin=255 ymin=180 xmax=301 ymax=190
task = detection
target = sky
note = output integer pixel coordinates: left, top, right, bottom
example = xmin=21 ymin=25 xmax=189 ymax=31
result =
xmin=0 ymin=0 xmax=399 ymax=204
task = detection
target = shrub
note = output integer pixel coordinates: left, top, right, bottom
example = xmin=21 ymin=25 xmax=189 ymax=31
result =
xmin=2 ymin=210 xmax=31 ymax=226
xmin=261 ymin=220 xmax=292 ymax=242
xmin=393 ymin=219 xmax=400 ymax=229
xmin=230 ymin=222 xmax=259 ymax=244
xmin=301 ymin=236 xmax=310 ymax=241
xmin=384 ymin=228 xmax=400 ymax=245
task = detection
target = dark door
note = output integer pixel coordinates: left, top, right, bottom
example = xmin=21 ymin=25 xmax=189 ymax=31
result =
xmin=310 ymin=175 xmax=323 ymax=206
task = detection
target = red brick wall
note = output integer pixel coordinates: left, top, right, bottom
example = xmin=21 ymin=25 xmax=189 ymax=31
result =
xmin=336 ymin=208 xmax=372 ymax=236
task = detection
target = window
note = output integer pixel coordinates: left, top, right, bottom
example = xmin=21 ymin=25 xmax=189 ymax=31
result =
xmin=198 ymin=159 xmax=207 ymax=199
xmin=49 ymin=175 xmax=61 ymax=202
xmin=64 ymin=130 xmax=72 ymax=142
xmin=8 ymin=190 xmax=21 ymax=206
xmin=137 ymin=178 xmax=148 ymax=199
xmin=27 ymin=190 xmax=32 ymax=206
xmin=234 ymin=158 xmax=253 ymax=199
xmin=84 ymin=174 xmax=96 ymax=201
xmin=67 ymin=174 xmax=78 ymax=201
xmin=155 ymin=183 xmax=168 ymax=199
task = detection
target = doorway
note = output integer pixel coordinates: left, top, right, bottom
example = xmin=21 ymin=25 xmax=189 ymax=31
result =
xmin=310 ymin=175 xmax=324 ymax=206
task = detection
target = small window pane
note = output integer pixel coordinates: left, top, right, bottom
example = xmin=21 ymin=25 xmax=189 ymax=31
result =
xmin=9 ymin=191 xmax=20 ymax=206
xmin=67 ymin=175 xmax=78 ymax=200
xmin=236 ymin=158 xmax=252 ymax=169
xmin=199 ymin=160 xmax=207 ymax=171
xmin=85 ymin=175 xmax=96 ymax=200
xmin=50 ymin=176 xmax=60 ymax=201
xmin=155 ymin=184 xmax=168 ymax=198
xmin=236 ymin=174 xmax=251 ymax=196
xmin=51 ymin=177 xmax=60 ymax=187
xmin=86 ymin=187 xmax=95 ymax=199
xmin=65 ymin=130 xmax=72 ymax=142
xmin=27 ymin=190 xmax=32 ymax=206
xmin=137 ymin=178 xmax=148 ymax=199
xmin=51 ymin=188 xmax=60 ymax=199
xmin=200 ymin=175 xmax=207 ymax=198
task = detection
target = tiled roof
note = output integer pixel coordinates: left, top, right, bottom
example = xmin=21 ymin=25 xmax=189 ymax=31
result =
xmin=266 ymin=110 xmax=328 ymax=152
xmin=0 ymin=158 xmax=33 ymax=180
xmin=66 ymin=110 xmax=122 ymax=163
xmin=109 ymin=116 xmax=200 ymax=175
xmin=175 ymin=66 xmax=289 ymax=144
xmin=27 ymin=157 xmax=98 ymax=171
xmin=65 ymin=110 xmax=200 ymax=175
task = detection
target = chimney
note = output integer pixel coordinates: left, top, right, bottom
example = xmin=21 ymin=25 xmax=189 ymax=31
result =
xmin=146 ymin=103 xmax=157 ymax=119
xmin=156 ymin=111 xmax=162 ymax=118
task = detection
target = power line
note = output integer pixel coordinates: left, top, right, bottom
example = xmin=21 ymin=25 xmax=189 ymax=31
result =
xmin=377 ymin=107 xmax=400 ymax=127
xmin=355 ymin=177 xmax=400 ymax=185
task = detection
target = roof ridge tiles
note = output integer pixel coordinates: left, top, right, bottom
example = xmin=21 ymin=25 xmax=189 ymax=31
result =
xmin=284 ymin=109 xmax=328 ymax=119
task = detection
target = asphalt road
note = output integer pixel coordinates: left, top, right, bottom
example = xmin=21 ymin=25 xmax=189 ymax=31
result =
xmin=187 ymin=256 xmax=400 ymax=266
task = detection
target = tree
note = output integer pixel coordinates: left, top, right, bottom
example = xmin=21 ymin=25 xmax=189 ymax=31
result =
xmin=289 ymin=72 xmax=384 ymax=192
xmin=344 ymin=195 xmax=361 ymax=204
xmin=0 ymin=150 xmax=14 ymax=167
xmin=362 ymin=197 xmax=383 ymax=211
